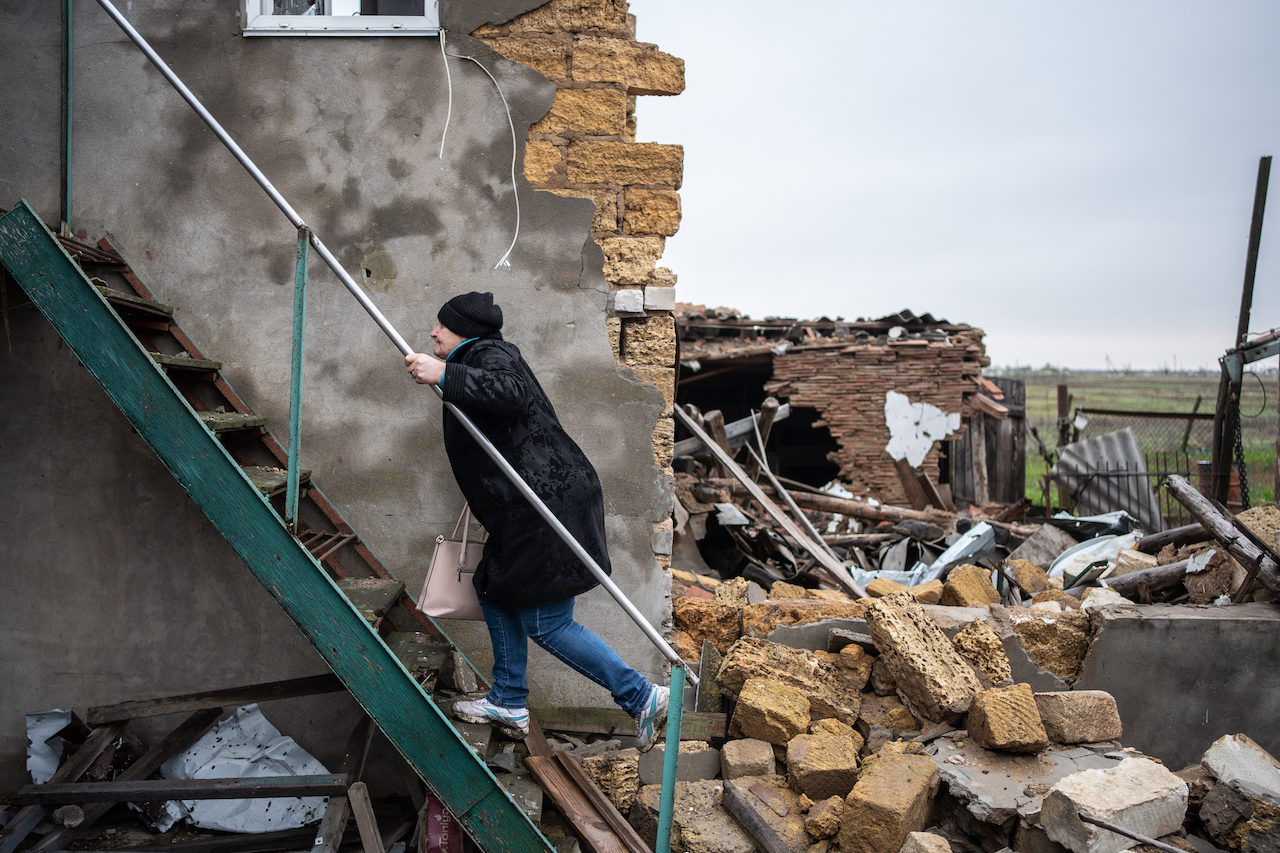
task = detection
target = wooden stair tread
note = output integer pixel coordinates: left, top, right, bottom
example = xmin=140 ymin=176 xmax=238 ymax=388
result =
xmin=338 ymin=578 xmax=405 ymax=623
xmin=95 ymin=285 xmax=174 ymax=316
xmin=150 ymin=352 xmax=220 ymax=371
xmin=387 ymin=632 xmax=451 ymax=679
xmin=198 ymin=411 xmax=268 ymax=432
xmin=242 ymin=465 xmax=310 ymax=493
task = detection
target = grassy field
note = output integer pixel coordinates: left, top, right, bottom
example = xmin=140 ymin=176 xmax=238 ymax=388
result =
xmin=996 ymin=369 xmax=1277 ymax=510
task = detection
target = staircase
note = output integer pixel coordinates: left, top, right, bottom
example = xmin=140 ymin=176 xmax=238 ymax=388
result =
xmin=0 ymin=200 xmax=554 ymax=853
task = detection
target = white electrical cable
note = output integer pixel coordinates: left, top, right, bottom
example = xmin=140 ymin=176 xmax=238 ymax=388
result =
xmin=438 ymin=29 xmax=453 ymax=159
xmin=438 ymin=32 xmax=521 ymax=270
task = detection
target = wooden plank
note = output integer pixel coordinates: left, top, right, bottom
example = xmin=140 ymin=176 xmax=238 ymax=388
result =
xmin=969 ymin=413 xmax=990 ymax=507
xmin=0 ymin=722 xmax=127 ymax=853
xmin=69 ymin=825 xmax=362 ymax=853
xmin=553 ymin=754 xmax=650 ymax=853
xmin=198 ymin=411 xmax=268 ymax=432
xmin=348 ymin=782 xmax=385 ymax=853
xmin=524 ymin=757 xmax=626 ymax=853
xmin=94 ymin=285 xmax=174 ymax=315
xmin=973 ymin=393 xmax=1009 ymax=419
xmin=915 ymin=470 xmax=953 ymax=513
xmin=893 ymin=458 xmax=930 ymax=511
xmin=339 ymin=578 xmax=405 ymax=623
xmin=150 ymin=352 xmax=221 ymax=371
xmin=313 ymin=714 xmax=376 ymax=853
xmin=674 ymin=406 xmax=866 ymax=598
xmin=88 ymin=674 xmax=344 ymax=724
xmin=0 ymin=205 xmax=551 ymax=853
xmin=720 ymin=781 xmax=792 ymax=853
xmin=32 ymin=708 xmax=224 ymax=851
xmin=1165 ymin=475 xmax=1280 ymax=594
xmin=531 ymin=707 xmax=725 ymax=741
xmin=17 ymin=775 xmax=349 ymax=805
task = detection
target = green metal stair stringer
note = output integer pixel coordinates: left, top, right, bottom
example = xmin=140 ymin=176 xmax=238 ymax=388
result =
xmin=0 ymin=201 xmax=552 ymax=853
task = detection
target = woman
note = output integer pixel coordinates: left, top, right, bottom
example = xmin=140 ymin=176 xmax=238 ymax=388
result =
xmin=405 ymin=291 xmax=668 ymax=750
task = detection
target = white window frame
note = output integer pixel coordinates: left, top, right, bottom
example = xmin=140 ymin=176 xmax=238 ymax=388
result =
xmin=242 ymin=0 xmax=439 ymax=36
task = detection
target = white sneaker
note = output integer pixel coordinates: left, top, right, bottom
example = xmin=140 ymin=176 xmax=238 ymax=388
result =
xmin=635 ymin=685 xmax=669 ymax=753
xmin=452 ymin=696 xmax=530 ymax=740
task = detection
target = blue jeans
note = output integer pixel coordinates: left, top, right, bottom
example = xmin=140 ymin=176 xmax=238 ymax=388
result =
xmin=480 ymin=597 xmax=652 ymax=718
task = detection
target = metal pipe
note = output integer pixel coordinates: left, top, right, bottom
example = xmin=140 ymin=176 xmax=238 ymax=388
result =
xmin=654 ymin=666 xmax=686 ymax=853
xmin=91 ymin=0 xmax=694 ymax=683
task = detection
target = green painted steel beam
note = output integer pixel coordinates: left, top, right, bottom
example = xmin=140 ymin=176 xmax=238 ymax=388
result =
xmin=0 ymin=201 xmax=552 ymax=853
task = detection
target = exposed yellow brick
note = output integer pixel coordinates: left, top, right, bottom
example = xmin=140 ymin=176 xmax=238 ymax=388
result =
xmin=652 ymin=416 xmax=674 ymax=469
xmin=572 ymin=35 xmax=685 ymax=95
xmin=532 ymin=88 xmax=627 ymax=136
xmin=477 ymin=35 xmax=569 ymax=80
xmin=624 ymin=187 xmax=681 ymax=236
xmin=629 ymin=365 xmax=676 ymax=414
xmin=599 ymin=235 xmax=665 ymax=286
xmin=606 ymin=316 xmax=622 ymax=359
xmin=567 ymin=141 xmax=683 ymax=188
xmin=507 ymin=0 xmax=628 ymax=33
xmin=622 ymin=316 xmax=676 ymax=369
xmin=545 ymin=187 xmax=618 ymax=232
xmin=524 ymin=140 xmax=562 ymax=184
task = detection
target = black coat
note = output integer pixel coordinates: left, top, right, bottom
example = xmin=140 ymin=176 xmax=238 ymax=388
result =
xmin=439 ymin=336 xmax=610 ymax=608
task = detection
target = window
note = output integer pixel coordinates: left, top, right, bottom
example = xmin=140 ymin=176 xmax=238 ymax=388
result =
xmin=242 ymin=0 xmax=439 ymax=36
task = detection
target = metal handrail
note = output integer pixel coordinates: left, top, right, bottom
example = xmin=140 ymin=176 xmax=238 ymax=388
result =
xmin=91 ymin=0 xmax=696 ymax=686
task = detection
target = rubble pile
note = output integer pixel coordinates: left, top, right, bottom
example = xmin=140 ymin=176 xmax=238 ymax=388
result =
xmin=574 ymin=574 xmax=1280 ymax=853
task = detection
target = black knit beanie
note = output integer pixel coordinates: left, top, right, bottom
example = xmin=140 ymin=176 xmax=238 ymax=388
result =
xmin=438 ymin=291 xmax=503 ymax=338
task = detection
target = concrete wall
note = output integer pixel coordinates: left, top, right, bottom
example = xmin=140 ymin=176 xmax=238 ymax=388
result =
xmin=0 ymin=0 xmax=676 ymax=795
xmin=1075 ymin=603 xmax=1280 ymax=771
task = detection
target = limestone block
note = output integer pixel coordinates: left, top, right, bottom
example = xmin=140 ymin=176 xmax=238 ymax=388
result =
xmin=839 ymin=754 xmax=940 ymax=853
xmin=638 ymin=740 xmax=721 ymax=785
xmin=1009 ymin=608 xmax=1093 ymax=679
xmin=544 ymin=187 xmax=618 ymax=231
xmin=1199 ymin=733 xmax=1280 ymax=850
xmin=941 ymin=564 xmax=1001 ymax=608
xmin=967 ymin=684 xmax=1049 ymax=754
xmin=952 ymin=618 xmax=1012 ymax=685
xmin=478 ymin=35 xmax=568 ymax=80
xmin=1031 ymin=590 xmax=1081 ymax=610
xmin=673 ymin=597 xmax=742 ymax=656
xmin=865 ymin=591 xmax=983 ymax=723
xmin=868 ymin=578 xmax=910 ymax=598
xmin=822 ymin=644 xmax=874 ymax=692
xmin=571 ymin=36 xmax=685 ymax=94
xmin=722 ymin=738 xmax=776 ymax=780
xmin=532 ymin=87 xmax=627 ymax=136
xmin=1042 ymin=758 xmax=1188 ymax=853
xmin=524 ymin=140 xmax=562 ymax=183
xmin=770 ymin=581 xmax=809 ymax=600
xmin=1006 ymin=558 xmax=1052 ymax=593
xmin=810 ymin=718 xmax=863 ymax=746
xmin=580 ymin=747 xmax=640 ymax=813
xmin=1033 ymin=691 xmax=1122 ymax=744
xmin=621 ymin=315 xmax=676 ymax=368
xmin=567 ymin=141 xmax=684 ymax=187
xmin=857 ymin=693 xmax=921 ymax=736
xmin=671 ymin=629 xmax=699 ymax=666
xmin=1112 ymin=549 xmax=1158 ymax=577
xmin=787 ymin=733 xmax=860 ymax=801
xmin=630 ymin=780 xmax=755 ymax=853
xmin=731 ymin=677 xmax=811 ymax=745
xmin=624 ymin=187 xmax=681 ymax=236
xmin=613 ymin=288 xmax=643 ymax=313
xmin=742 ymin=600 xmax=867 ymax=640
xmin=717 ymin=637 xmax=862 ymax=726
xmin=910 ymin=579 xmax=944 ymax=605
xmin=644 ymin=286 xmax=676 ymax=311
xmin=1079 ymin=587 xmax=1130 ymax=616
xmin=899 ymin=831 xmax=952 ymax=853
xmin=715 ymin=576 xmax=752 ymax=606
xmin=805 ymin=796 xmax=844 ymax=840
xmin=506 ymin=0 xmax=629 ymax=34
xmin=600 ymin=235 xmax=665 ymax=285
xmin=871 ymin=657 xmax=897 ymax=696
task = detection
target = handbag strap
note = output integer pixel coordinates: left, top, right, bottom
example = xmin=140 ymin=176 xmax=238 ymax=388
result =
xmin=452 ymin=504 xmax=474 ymax=571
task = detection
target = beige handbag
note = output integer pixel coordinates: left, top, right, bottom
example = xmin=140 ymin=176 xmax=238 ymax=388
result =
xmin=416 ymin=504 xmax=485 ymax=621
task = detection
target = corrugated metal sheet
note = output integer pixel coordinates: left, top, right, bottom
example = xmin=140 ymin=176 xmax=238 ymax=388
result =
xmin=1051 ymin=427 xmax=1166 ymax=533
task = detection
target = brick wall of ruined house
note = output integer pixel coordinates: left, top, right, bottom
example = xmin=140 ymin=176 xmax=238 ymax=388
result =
xmin=472 ymin=0 xmax=682 ymax=559
xmin=769 ymin=329 xmax=990 ymax=505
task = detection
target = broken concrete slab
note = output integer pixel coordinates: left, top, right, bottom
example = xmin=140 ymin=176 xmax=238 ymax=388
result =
xmin=967 ymin=683 xmax=1050 ymax=754
xmin=717 ymin=637 xmax=862 ymax=725
xmin=1009 ymin=524 xmax=1080 ymax=569
xmin=744 ymin=600 xmax=867 ymax=640
xmin=785 ymin=732 xmax=860 ymax=801
xmin=730 ymin=677 xmax=811 ymax=745
xmin=721 ymin=738 xmax=776 ymax=780
xmin=1041 ymin=757 xmax=1188 ymax=853
xmin=864 ymin=591 xmax=983 ymax=723
xmin=1034 ymin=692 xmax=1122 ymax=745
xmin=630 ymin=780 xmax=755 ymax=853
xmin=839 ymin=753 xmax=940 ymax=853
xmin=926 ymin=735 xmax=1126 ymax=830
xmin=1199 ymin=733 xmax=1280 ymax=851
xmin=768 ymin=618 xmax=866 ymax=652
xmin=1074 ymin=604 xmax=1280 ymax=770
xmin=722 ymin=775 xmax=811 ymax=853
xmin=637 ymin=740 xmax=721 ymax=785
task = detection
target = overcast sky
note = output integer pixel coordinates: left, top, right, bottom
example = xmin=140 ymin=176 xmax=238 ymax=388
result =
xmin=626 ymin=1 xmax=1280 ymax=371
